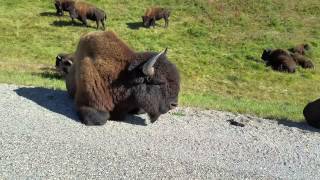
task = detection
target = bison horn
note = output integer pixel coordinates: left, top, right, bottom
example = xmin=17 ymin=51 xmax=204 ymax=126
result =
xmin=142 ymin=48 xmax=168 ymax=76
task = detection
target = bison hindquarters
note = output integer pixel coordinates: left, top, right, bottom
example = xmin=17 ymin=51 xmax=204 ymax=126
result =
xmin=303 ymin=98 xmax=320 ymax=129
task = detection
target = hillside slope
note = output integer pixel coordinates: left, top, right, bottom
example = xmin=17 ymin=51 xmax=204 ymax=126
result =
xmin=0 ymin=0 xmax=320 ymax=121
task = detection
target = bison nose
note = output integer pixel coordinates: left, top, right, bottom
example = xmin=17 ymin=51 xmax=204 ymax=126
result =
xmin=170 ymin=102 xmax=178 ymax=110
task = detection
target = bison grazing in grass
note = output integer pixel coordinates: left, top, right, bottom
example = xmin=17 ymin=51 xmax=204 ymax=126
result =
xmin=303 ymin=98 xmax=320 ymax=129
xmin=142 ymin=7 xmax=170 ymax=28
xmin=63 ymin=31 xmax=180 ymax=125
xmin=54 ymin=0 xmax=107 ymax=30
xmin=288 ymin=44 xmax=310 ymax=55
xmin=261 ymin=49 xmax=296 ymax=73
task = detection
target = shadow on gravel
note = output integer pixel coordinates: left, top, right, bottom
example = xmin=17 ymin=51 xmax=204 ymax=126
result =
xmin=15 ymin=87 xmax=79 ymax=122
xmin=277 ymin=119 xmax=320 ymax=133
xmin=14 ymin=87 xmax=147 ymax=126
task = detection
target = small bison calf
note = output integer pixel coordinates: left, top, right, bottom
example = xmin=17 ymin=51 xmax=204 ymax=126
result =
xmin=54 ymin=0 xmax=107 ymax=30
xmin=55 ymin=53 xmax=74 ymax=76
xmin=142 ymin=7 xmax=170 ymax=28
xmin=288 ymin=44 xmax=310 ymax=55
xmin=261 ymin=48 xmax=296 ymax=73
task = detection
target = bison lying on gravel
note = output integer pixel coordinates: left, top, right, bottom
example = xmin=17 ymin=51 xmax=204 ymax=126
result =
xmin=54 ymin=0 xmax=107 ymax=30
xmin=303 ymin=98 xmax=320 ymax=129
xmin=142 ymin=7 xmax=170 ymax=28
xmin=62 ymin=31 xmax=180 ymax=125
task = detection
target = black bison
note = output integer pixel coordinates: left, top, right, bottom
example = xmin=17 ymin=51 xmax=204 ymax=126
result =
xmin=290 ymin=52 xmax=314 ymax=69
xmin=142 ymin=7 xmax=170 ymax=28
xmin=288 ymin=44 xmax=310 ymax=55
xmin=303 ymin=98 xmax=320 ymax=129
xmin=261 ymin=48 xmax=296 ymax=73
xmin=54 ymin=0 xmax=107 ymax=30
xmin=54 ymin=0 xmax=73 ymax=16
xmin=63 ymin=31 xmax=180 ymax=125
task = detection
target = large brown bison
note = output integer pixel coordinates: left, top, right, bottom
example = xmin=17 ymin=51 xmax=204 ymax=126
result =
xmin=142 ymin=7 xmax=170 ymax=28
xmin=54 ymin=0 xmax=107 ymax=30
xmin=261 ymin=48 xmax=296 ymax=73
xmin=303 ymin=98 xmax=320 ymax=129
xmin=63 ymin=31 xmax=180 ymax=125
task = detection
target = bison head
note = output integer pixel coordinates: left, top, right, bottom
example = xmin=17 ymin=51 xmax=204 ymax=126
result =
xmin=55 ymin=53 xmax=74 ymax=76
xmin=126 ymin=48 xmax=180 ymax=122
xmin=141 ymin=16 xmax=151 ymax=27
xmin=54 ymin=0 xmax=64 ymax=16
xmin=261 ymin=48 xmax=272 ymax=62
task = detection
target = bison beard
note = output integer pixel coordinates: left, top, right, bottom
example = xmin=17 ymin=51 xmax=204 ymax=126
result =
xmin=65 ymin=31 xmax=180 ymax=125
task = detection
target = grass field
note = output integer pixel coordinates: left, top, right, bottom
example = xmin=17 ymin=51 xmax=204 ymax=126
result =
xmin=0 ymin=0 xmax=320 ymax=121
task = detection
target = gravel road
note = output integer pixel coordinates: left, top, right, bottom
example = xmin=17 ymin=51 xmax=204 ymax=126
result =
xmin=0 ymin=84 xmax=320 ymax=179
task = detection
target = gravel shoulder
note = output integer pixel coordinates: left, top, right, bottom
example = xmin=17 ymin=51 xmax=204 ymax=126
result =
xmin=0 ymin=84 xmax=320 ymax=179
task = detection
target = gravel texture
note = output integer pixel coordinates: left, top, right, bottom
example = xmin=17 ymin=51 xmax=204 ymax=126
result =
xmin=0 ymin=84 xmax=320 ymax=179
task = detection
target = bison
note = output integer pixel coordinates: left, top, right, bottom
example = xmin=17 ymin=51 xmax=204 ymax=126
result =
xmin=63 ymin=31 xmax=180 ymax=125
xmin=288 ymin=44 xmax=310 ymax=55
xmin=303 ymin=98 xmax=320 ymax=129
xmin=142 ymin=7 xmax=170 ymax=28
xmin=54 ymin=0 xmax=107 ymax=30
xmin=290 ymin=52 xmax=314 ymax=69
xmin=261 ymin=48 xmax=296 ymax=73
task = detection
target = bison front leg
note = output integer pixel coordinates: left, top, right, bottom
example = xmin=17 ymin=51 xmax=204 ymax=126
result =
xmin=75 ymin=57 xmax=114 ymax=126
xmin=164 ymin=18 xmax=169 ymax=28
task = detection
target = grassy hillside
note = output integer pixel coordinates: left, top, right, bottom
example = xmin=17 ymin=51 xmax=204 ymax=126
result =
xmin=0 ymin=0 xmax=320 ymax=121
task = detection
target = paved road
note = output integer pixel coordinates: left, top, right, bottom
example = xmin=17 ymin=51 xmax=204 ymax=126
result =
xmin=0 ymin=84 xmax=320 ymax=179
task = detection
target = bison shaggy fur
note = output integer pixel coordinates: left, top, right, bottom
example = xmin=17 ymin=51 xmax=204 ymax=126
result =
xmin=303 ymin=98 xmax=320 ymax=129
xmin=288 ymin=44 xmax=310 ymax=55
xmin=64 ymin=31 xmax=180 ymax=125
xmin=142 ymin=7 xmax=170 ymax=28
xmin=261 ymin=48 xmax=296 ymax=73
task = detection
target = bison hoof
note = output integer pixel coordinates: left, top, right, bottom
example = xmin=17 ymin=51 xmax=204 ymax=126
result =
xmin=79 ymin=106 xmax=110 ymax=126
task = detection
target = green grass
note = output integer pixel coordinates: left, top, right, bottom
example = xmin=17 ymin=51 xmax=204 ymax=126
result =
xmin=1 ymin=0 xmax=320 ymax=121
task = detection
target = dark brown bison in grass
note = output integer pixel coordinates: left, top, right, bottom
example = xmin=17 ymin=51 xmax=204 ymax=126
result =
xmin=303 ymin=98 xmax=320 ymax=129
xmin=54 ymin=0 xmax=107 ymax=30
xmin=142 ymin=7 xmax=170 ymax=28
xmin=288 ymin=44 xmax=310 ymax=55
xmin=62 ymin=31 xmax=180 ymax=125
xmin=261 ymin=49 xmax=296 ymax=73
